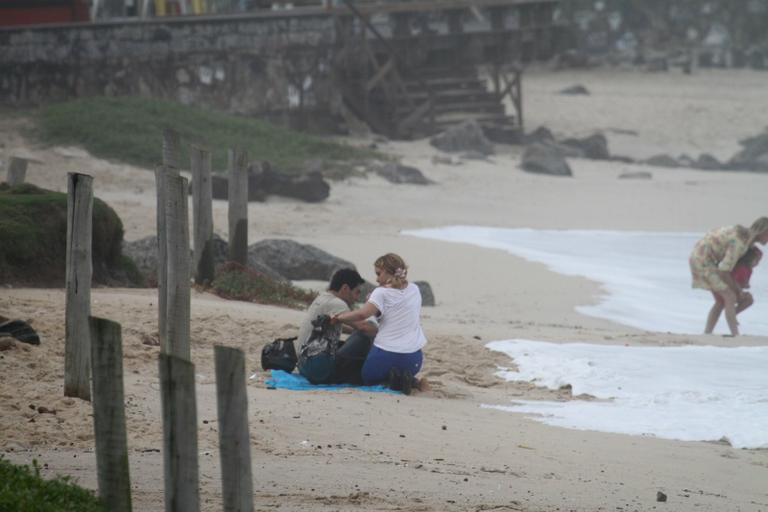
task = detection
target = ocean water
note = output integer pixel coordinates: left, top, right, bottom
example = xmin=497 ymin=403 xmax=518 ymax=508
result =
xmin=404 ymin=226 xmax=768 ymax=335
xmin=483 ymin=339 xmax=768 ymax=448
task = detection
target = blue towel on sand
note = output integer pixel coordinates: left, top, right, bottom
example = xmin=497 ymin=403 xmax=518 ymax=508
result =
xmin=265 ymin=370 xmax=394 ymax=393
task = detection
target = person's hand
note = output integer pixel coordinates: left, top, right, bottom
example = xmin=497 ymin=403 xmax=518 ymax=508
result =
xmin=330 ymin=314 xmax=341 ymax=325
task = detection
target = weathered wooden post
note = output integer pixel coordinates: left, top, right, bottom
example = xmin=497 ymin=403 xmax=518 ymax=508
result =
xmin=156 ymin=128 xmax=182 ymax=347
xmin=214 ymin=346 xmax=254 ymax=512
xmin=227 ymin=148 xmax=248 ymax=266
xmin=190 ymin=146 xmax=215 ymax=285
xmin=162 ymin=127 xmax=182 ymax=170
xmin=89 ymin=316 xmax=132 ymax=512
xmin=65 ymin=172 xmax=93 ymax=400
xmin=155 ymin=165 xmax=180 ymax=349
xmin=165 ymin=174 xmax=191 ymax=360
xmin=6 ymin=156 xmax=27 ymax=186
xmin=159 ymin=353 xmax=200 ymax=512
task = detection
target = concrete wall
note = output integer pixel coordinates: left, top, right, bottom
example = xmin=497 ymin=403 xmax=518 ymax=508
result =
xmin=0 ymin=12 xmax=340 ymax=122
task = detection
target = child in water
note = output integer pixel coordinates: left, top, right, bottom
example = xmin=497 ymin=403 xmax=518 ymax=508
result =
xmin=706 ymin=246 xmax=762 ymax=334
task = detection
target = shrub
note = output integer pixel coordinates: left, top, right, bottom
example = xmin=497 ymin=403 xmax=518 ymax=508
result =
xmin=0 ymin=183 xmax=142 ymax=287
xmin=34 ymin=96 xmax=376 ymax=174
xmin=0 ymin=457 xmax=105 ymax=512
xmin=211 ymin=262 xmax=316 ymax=309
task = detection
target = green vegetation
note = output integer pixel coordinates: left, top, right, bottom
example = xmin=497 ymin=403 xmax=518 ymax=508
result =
xmin=0 ymin=457 xmax=104 ymax=512
xmin=0 ymin=183 xmax=142 ymax=287
xmin=211 ymin=262 xmax=317 ymax=309
xmin=34 ymin=96 xmax=375 ymax=173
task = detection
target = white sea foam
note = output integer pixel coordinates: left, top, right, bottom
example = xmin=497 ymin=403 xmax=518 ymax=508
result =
xmin=404 ymin=226 xmax=768 ymax=335
xmin=483 ymin=340 xmax=768 ymax=448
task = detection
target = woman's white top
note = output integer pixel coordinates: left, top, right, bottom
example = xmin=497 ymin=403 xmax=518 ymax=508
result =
xmin=367 ymin=282 xmax=427 ymax=354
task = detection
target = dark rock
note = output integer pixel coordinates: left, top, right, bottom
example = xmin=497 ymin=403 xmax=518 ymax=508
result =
xmin=415 ymin=281 xmax=435 ymax=306
xmin=728 ymin=130 xmax=768 ymax=171
xmin=606 ymin=128 xmax=639 ymax=136
xmin=645 ymin=154 xmax=680 ymax=168
xmin=376 ymin=163 xmax=434 ymax=185
xmin=520 ymin=144 xmax=573 ymax=176
xmin=618 ymin=171 xmax=652 ymax=180
xmin=210 ymin=235 xmax=286 ymax=282
xmin=677 ymin=154 xmax=696 ymax=168
xmin=430 ymin=120 xmax=494 ymax=155
xmin=539 ymin=140 xmax=585 ymax=159
xmin=559 ymin=84 xmax=590 ymax=95
xmin=0 ymin=319 xmax=40 ymax=345
xmin=253 ymin=168 xmax=330 ymax=203
xmin=561 ymin=133 xmax=610 ymax=160
xmin=610 ymin=155 xmax=636 ymax=164
xmin=696 ymin=153 xmax=724 ymax=170
xmin=123 ymin=234 xmax=287 ymax=283
xmin=656 ymin=491 xmax=667 ymax=502
xmin=521 ymin=126 xmax=556 ymax=145
xmin=122 ymin=236 xmax=158 ymax=281
xmin=248 ymin=239 xmax=355 ymax=281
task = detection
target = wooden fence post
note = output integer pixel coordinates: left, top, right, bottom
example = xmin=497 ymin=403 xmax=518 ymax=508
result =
xmin=157 ymin=128 xmax=182 ymax=348
xmin=190 ymin=146 xmax=215 ymax=285
xmin=159 ymin=353 xmax=200 ymax=512
xmin=65 ymin=172 xmax=93 ymax=401
xmin=6 ymin=156 xmax=27 ymax=186
xmin=165 ymin=174 xmax=191 ymax=361
xmin=227 ymin=148 xmax=248 ymax=266
xmin=89 ymin=316 xmax=132 ymax=512
xmin=163 ymin=128 xmax=182 ymax=170
xmin=155 ymin=165 xmax=179 ymax=350
xmin=214 ymin=346 xmax=254 ymax=512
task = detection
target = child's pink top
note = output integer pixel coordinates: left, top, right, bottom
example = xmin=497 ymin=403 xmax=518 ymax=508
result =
xmin=731 ymin=264 xmax=752 ymax=288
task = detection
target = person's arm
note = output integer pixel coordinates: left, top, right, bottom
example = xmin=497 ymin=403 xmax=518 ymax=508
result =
xmin=351 ymin=318 xmax=378 ymax=337
xmin=333 ymin=302 xmax=380 ymax=327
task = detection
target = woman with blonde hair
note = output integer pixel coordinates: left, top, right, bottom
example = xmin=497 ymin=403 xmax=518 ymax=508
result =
xmin=333 ymin=253 xmax=427 ymax=394
xmin=689 ymin=216 xmax=768 ymax=336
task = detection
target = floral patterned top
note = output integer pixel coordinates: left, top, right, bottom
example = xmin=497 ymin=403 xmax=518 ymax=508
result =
xmin=689 ymin=225 xmax=751 ymax=291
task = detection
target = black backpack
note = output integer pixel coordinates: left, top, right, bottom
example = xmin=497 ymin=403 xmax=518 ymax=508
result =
xmin=299 ymin=314 xmax=340 ymax=362
xmin=261 ymin=336 xmax=298 ymax=373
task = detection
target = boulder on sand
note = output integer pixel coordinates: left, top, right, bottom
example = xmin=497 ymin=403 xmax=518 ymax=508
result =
xmin=430 ymin=121 xmax=494 ymax=155
xmin=520 ymin=144 xmax=573 ymax=176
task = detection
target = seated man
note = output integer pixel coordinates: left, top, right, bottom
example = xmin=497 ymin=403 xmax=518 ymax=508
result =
xmin=297 ymin=268 xmax=377 ymax=384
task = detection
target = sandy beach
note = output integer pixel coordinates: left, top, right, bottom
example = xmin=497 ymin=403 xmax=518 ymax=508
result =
xmin=2 ymin=68 xmax=768 ymax=511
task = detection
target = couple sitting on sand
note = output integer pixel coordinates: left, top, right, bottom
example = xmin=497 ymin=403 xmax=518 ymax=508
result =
xmin=295 ymin=253 xmax=426 ymax=394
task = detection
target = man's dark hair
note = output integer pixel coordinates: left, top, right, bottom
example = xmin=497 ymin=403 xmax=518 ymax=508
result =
xmin=329 ymin=268 xmax=365 ymax=292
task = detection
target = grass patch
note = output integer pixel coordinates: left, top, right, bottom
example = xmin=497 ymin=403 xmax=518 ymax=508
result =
xmin=0 ymin=183 xmax=142 ymax=287
xmin=211 ymin=262 xmax=317 ymax=309
xmin=33 ymin=96 xmax=376 ymax=174
xmin=0 ymin=456 xmax=104 ymax=512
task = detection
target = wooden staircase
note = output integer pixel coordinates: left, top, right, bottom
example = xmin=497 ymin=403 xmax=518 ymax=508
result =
xmin=400 ymin=67 xmax=521 ymax=141
xmin=332 ymin=0 xmax=531 ymax=141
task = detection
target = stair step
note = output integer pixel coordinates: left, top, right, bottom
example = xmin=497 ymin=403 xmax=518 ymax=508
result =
xmin=405 ymin=77 xmax=487 ymax=91
xmin=432 ymin=101 xmax=506 ymax=114
xmin=433 ymin=113 xmax=516 ymax=125
xmin=404 ymin=89 xmax=496 ymax=103
xmin=394 ymin=102 xmax=505 ymax=118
